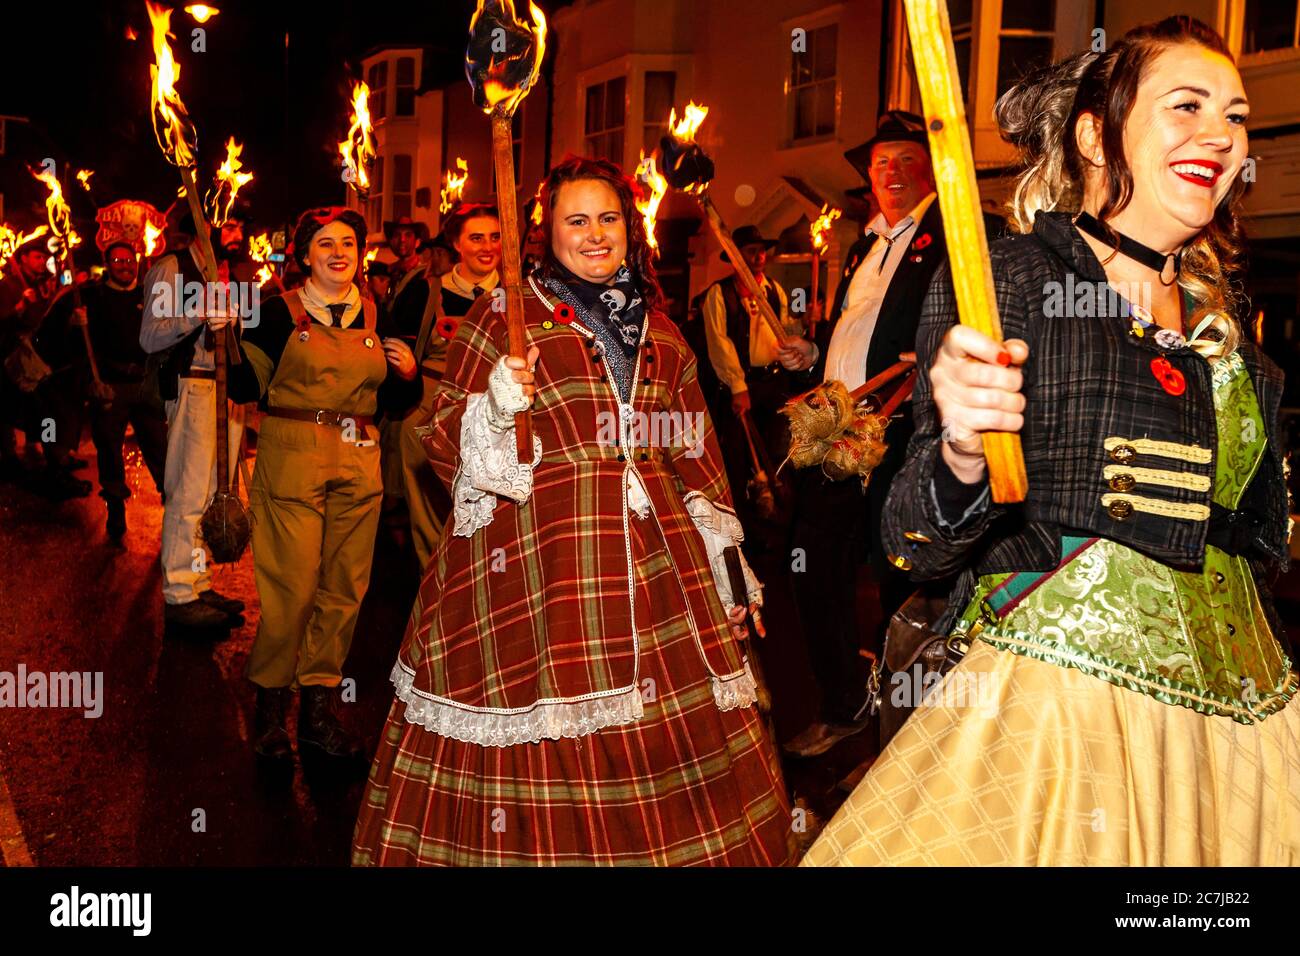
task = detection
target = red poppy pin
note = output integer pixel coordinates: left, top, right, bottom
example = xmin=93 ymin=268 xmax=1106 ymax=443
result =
xmin=912 ymin=233 xmax=933 ymax=251
xmin=436 ymin=317 xmax=459 ymax=340
xmin=1150 ymin=357 xmax=1185 ymax=396
xmin=554 ymin=304 xmax=574 ymax=325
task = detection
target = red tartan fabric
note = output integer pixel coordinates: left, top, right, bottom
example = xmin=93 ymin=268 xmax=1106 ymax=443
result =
xmin=398 ymin=285 xmax=753 ymax=726
xmin=353 ymin=501 xmax=793 ymax=865
xmin=353 ymin=282 xmax=793 ymax=864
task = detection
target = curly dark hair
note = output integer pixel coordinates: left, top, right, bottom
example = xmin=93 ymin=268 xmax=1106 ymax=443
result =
xmin=538 ymin=155 xmax=666 ymax=317
xmin=289 ymin=206 xmax=370 ymax=282
xmin=995 ymin=16 xmax=1246 ymax=359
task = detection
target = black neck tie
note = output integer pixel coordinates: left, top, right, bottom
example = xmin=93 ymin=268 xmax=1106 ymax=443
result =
xmin=326 ymin=303 xmax=349 ymax=326
xmin=472 ymin=286 xmax=484 ymax=298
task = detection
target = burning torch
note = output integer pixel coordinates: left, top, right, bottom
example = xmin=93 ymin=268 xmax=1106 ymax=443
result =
xmin=338 ymin=81 xmax=377 ymax=201
xmin=902 ymin=0 xmax=1026 ymax=503
xmin=633 ymin=151 xmax=668 ymax=254
xmin=659 ymin=103 xmax=788 ymax=345
xmin=146 ymin=0 xmax=249 ymax=562
xmin=808 ymin=203 xmax=840 ymax=336
xmin=31 ymin=166 xmax=113 ymax=404
xmin=440 ymin=158 xmax=470 ymax=215
xmin=466 ymin=0 xmax=547 ymax=461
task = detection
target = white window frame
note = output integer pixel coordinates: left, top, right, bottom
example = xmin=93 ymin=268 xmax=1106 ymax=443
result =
xmin=781 ymin=4 xmax=844 ymax=148
xmin=576 ymin=54 xmax=695 ymax=172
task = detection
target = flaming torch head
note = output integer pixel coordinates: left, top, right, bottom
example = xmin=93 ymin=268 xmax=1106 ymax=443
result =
xmin=810 ymin=203 xmax=841 ymax=255
xmin=143 ymin=220 xmax=165 ymax=258
xmin=31 ymin=167 xmax=80 ymax=262
xmin=249 ymin=231 xmax=274 ymax=285
xmin=147 ymin=1 xmax=198 ymax=169
xmin=205 ymin=137 xmax=254 ymax=227
xmin=465 ymin=0 xmax=547 ymax=117
xmin=634 ymin=151 xmax=668 ymax=254
xmin=660 ymin=102 xmax=714 ymax=195
xmin=440 ymin=158 xmax=470 ymax=214
xmin=338 ymin=81 xmax=376 ymax=199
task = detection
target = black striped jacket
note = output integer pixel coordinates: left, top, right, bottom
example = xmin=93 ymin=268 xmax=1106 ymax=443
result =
xmin=882 ymin=211 xmax=1291 ymax=589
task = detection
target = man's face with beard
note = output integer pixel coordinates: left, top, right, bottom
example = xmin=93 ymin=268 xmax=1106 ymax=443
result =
xmin=219 ymin=221 xmax=245 ymax=260
xmin=105 ymin=246 xmax=138 ymax=286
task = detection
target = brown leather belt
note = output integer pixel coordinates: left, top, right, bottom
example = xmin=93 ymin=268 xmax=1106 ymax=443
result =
xmin=266 ymin=406 xmax=374 ymax=428
xmin=181 ymin=369 xmax=216 ymax=381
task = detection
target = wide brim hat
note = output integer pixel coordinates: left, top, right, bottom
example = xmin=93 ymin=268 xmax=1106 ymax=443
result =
xmin=383 ymin=216 xmax=430 ymax=243
xmin=721 ymin=224 xmax=778 ymax=262
xmin=844 ymin=110 xmax=929 ymax=181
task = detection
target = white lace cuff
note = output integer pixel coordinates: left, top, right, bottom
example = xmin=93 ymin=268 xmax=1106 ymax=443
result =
xmin=626 ymin=470 xmax=651 ymax=519
xmin=486 ymin=354 xmax=532 ymax=431
xmin=451 ymin=391 xmax=543 ymax=537
xmin=683 ymin=492 xmax=763 ymax=609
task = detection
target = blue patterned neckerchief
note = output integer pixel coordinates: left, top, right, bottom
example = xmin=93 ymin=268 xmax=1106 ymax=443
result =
xmin=539 ymin=262 xmax=646 ymax=402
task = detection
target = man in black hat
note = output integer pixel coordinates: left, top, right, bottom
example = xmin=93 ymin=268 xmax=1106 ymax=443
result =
xmin=379 ymin=216 xmax=431 ymax=343
xmin=699 ymin=224 xmax=816 ymax=532
xmin=784 ymin=110 xmax=1002 ymax=758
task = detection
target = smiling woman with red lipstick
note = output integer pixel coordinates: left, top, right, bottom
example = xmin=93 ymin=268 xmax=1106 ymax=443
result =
xmin=805 ymin=17 xmax=1299 ymax=867
xmin=353 ymin=157 xmax=792 ymax=867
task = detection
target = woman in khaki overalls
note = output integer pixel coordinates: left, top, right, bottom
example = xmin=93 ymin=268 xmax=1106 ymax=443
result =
xmin=229 ymin=207 xmax=420 ymax=763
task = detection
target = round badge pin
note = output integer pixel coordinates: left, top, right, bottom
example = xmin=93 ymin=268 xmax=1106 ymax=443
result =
xmin=437 ymin=318 xmax=459 ymax=340
xmin=542 ymin=320 xmax=554 ymax=330
xmin=555 ymin=304 xmax=575 ymax=325
xmin=364 ymin=336 xmax=375 ymax=349
xmin=1154 ymin=327 xmax=1185 ymax=350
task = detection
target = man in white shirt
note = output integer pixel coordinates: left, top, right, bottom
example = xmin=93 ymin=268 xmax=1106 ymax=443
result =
xmin=699 ymin=226 xmax=817 ymax=531
xmin=139 ymin=214 xmax=248 ymax=634
xmin=785 ymin=111 xmax=949 ymax=758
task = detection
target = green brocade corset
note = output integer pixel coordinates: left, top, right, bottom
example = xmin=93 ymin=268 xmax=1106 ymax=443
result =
xmin=961 ymin=351 xmax=1295 ymax=724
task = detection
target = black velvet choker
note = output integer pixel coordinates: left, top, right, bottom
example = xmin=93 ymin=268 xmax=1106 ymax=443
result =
xmin=1074 ymin=211 xmax=1182 ymax=286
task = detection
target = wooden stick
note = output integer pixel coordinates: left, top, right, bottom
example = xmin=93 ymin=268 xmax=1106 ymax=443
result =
xmin=179 ymin=164 xmax=233 ymax=495
xmin=699 ymin=195 xmax=787 ymax=345
xmin=809 ymin=249 xmax=821 ymax=336
xmin=490 ymin=109 xmax=533 ymax=462
xmin=902 ymin=0 xmax=1028 ymax=503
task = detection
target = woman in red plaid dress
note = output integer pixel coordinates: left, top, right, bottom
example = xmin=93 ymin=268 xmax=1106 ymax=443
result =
xmin=353 ymin=157 xmax=793 ymax=866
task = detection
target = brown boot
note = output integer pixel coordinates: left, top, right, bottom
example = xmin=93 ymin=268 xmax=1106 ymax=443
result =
xmin=298 ymin=685 xmax=363 ymax=760
xmin=253 ymin=686 xmax=294 ymax=761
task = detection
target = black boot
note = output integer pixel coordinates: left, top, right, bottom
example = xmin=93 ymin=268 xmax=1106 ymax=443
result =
xmin=106 ymin=498 xmax=126 ymax=543
xmin=298 ymin=685 xmax=363 ymax=760
xmin=253 ymin=686 xmax=294 ymax=761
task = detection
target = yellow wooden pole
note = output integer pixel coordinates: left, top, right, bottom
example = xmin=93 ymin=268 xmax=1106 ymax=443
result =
xmin=902 ymin=0 xmax=1028 ymax=503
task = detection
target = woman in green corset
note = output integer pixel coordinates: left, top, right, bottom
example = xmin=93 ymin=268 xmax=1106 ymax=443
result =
xmin=804 ymin=16 xmax=1298 ymax=866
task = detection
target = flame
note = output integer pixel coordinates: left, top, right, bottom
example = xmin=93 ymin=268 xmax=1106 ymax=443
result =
xmin=634 ymin=151 xmax=668 ymax=253
xmin=125 ymin=24 xmax=138 ymax=41
xmin=440 ymin=157 xmax=469 ymax=214
xmin=31 ymin=167 xmax=81 ymax=261
xmin=204 ymin=136 xmax=254 ymax=227
xmin=248 ymin=231 xmax=274 ymax=285
xmin=0 ymin=224 xmax=50 ymax=280
xmin=337 ymin=81 xmax=376 ymax=198
xmin=669 ymin=101 xmax=709 ymax=144
xmin=529 ymin=180 xmax=545 ymax=225
xmin=810 ymin=203 xmax=841 ymax=254
xmin=76 ymin=169 xmax=95 ymax=191
xmin=466 ymin=0 xmax=547 ymax=117
xmin=143 ymin=220 xmax=165 ymax=257
xmin=184 ymin=3 xmax=219 ymax=22
xmin=147 ymin=1 xmax=198 ymax=169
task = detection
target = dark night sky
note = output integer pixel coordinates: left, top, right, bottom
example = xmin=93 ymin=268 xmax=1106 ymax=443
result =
xmin=2 ymin=0 xmax=521 ymax=236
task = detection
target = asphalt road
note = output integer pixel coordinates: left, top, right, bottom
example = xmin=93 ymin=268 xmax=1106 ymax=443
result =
xmin=0 ymin=429 xmax=873 ymax=865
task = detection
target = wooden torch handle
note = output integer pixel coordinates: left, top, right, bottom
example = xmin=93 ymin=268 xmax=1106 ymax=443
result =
xmin=902 ymin=0 xmax=1027 ymax=503
xmin=491 ymin=110 xmax=534 ymax=463
xmin=699 ymin=195 xmax=788 ymax=346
